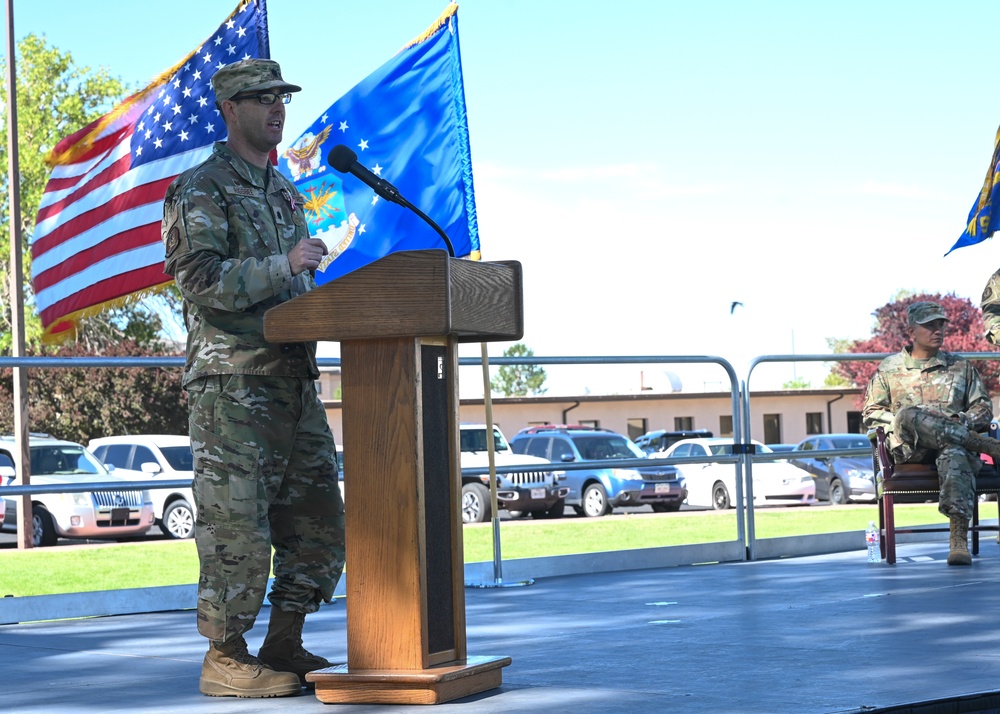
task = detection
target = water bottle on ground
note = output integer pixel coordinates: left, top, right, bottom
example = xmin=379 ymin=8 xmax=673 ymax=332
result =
xmin=866 ymin=521 xmax=880 ymax=563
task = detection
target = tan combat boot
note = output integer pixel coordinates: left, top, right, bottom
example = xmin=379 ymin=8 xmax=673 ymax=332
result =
xmin=257 ymin=607 xmax=332 ymax=687
xmin=947 ymin=516 xmax=972 ymax=566
xmin=961 ymin=431 xmax=1000 ymax=461
xmin=200 ymin=635 xmax=302 ymax=698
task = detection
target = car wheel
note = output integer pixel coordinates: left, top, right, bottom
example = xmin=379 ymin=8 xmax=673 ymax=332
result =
xmin=829 ymin=479 xmax=848 ymax=505
xmin=582 ymin=484 xmax=610 ymax=517
xmin=461 ymin=482 xmax=491 ymax=524
xmin=161 ymin=499 xmax=195 ymax=539
xmin=712 ymin=483 xmax=731 ymax=510
xmin=32 ymin=506 xmax=58 ymax=547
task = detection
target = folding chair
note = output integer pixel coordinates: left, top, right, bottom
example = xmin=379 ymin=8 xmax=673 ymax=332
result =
xmin=869 ymin=425 xmax=1000 ymax=564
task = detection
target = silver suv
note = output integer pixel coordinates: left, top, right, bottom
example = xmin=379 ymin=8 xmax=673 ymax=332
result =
xmin=0 ymin=435 xmax=155 ymax=547
xmin=460 ymin=424 xmax=568 ymax=523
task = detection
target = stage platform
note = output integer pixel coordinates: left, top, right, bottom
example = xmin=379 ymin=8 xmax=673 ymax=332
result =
xmin=4 ymin=540 xmax=1000 ymax=714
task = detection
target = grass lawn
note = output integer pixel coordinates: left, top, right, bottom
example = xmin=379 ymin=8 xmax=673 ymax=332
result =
xmin=0 ymin=503 xmax=956 ymax=597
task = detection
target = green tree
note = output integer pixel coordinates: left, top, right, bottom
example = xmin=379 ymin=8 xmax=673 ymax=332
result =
xmin=490 ymin=343 xmax=547 ymax=396
xmin=782 ymin=376 xmax=811 ymax=389
xmin=0 ymin=33 xmax=141 ymax=352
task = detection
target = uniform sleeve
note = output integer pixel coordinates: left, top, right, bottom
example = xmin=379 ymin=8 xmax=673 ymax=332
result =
xmin=981 ymin=269 xmax=1000 ymax=345
xmin=161 ymin=174 xmax=294 ymax=313
xmin=961 ymin=361 xmax=993 ymax=431
xmin=862 ymin=368 xmax=895 ymax=432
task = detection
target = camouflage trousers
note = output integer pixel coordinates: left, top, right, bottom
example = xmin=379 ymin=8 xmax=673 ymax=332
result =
xmin=890 ymin=406 xmax=980 ymax=520
xmin=187 ymin=374 xmax=346 ymax=643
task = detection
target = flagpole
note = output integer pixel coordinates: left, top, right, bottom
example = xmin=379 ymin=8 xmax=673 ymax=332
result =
xmin=466 ymin=343 xmax=533 ymax=589
xmin=5 ymin=0 xmax=33 ymax=550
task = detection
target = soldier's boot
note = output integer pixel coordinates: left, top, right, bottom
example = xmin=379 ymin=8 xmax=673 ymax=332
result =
xmin=947 ymin=516 xmax=973 ymax=566
xmin=200 ymin=635 xmax=302 ymax=698
xmin=961 ymin=431 xmax=1000 ymax=461
xmin=257 ymin=607 xmax=331 ymax=687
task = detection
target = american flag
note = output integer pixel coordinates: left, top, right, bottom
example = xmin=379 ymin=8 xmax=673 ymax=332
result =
xmin=30 ymin=0 xmax=269 ymax=343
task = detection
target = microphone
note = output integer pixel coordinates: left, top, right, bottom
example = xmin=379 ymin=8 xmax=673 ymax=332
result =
xmin=327 ymin=144 xmax=406 ymax=206
xmin=325 ymin=144 xmax=455 ymax=257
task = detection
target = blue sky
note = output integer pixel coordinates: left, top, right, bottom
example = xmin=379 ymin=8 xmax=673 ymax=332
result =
xmin=9 ymin=0 xmax=1000 ymax=395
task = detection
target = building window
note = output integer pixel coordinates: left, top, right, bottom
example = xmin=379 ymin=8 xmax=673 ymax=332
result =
xmin=846 ymin=411 xmax=863 ymax=434
xmin=316 ymin=381 xmax=323 ymax=395
xmin=806 ymin=412 xmax=823 ymax=435
xmin=627 ymin=418 xmax=647 ymax=441
xmin=763 ymin=414 xmax=782 ymax=444
xmin=578 ymin=419 xmax=599 ymax=428
xmin=674 ymin=416 xmax=693 ymax=430
xmin=719 ymin=415 xmax=733 ymax=437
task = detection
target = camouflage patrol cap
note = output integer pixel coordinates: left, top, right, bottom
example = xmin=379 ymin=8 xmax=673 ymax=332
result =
xmin=211 ymin=59 xmax=301 ymax=103
xmin=907 ymin=301 xmax=949 ymax=326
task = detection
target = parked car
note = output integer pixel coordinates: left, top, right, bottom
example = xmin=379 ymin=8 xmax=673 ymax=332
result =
xmin=0 ymin=435 xmax=155 ymax=546
xmin=788 ymin=433 xmax=876 ymax=504
xmin=652 ymin=437 xmax=815 ymax=510
xmin=634 ymin=429 xmax=714 ymax=455
xmin=459 ymin=424 xmax=568 ymax=523
xmin=88 ymin=435 xmax=196 ymax=539
xmin=509 ymin=426 xmax=687 ymax=517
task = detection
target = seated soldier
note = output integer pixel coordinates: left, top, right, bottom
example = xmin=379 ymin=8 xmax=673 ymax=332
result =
xmin=863 ymin=301 xmax=1000 ymax=566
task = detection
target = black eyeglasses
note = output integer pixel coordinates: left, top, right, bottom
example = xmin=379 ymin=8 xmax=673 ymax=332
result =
xmin=231 ymin=92 xmax=292 ymax=105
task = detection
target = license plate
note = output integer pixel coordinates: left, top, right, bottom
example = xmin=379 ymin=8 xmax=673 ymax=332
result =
xmin=655 ymin=483 xmax=671 ymax=494
xmin=111 ymin=508 xmax=129 ymax=522
xmin=530 ymin=488 xmax=546 ymax=499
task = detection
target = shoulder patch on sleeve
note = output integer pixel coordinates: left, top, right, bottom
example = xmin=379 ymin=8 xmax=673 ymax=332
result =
xmin=165 ymin=226 xmax=181 ymax=257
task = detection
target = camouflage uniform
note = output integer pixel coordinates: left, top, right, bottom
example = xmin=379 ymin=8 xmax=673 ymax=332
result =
xmin=863 ymin=348 xmax=992 ymax=520
xmin=162 ymin=141 xmax=345 ymax=643
xmin=981 ymin=270 xmax=1000 ymax=345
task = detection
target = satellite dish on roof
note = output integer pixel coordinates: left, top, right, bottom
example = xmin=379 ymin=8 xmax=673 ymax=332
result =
xmin=640 ymin=370 xmax=682 ymax=392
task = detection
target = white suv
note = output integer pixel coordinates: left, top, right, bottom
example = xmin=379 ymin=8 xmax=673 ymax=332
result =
xmin=459 ymin=424 xmax=567 ymax=523
xmin=88 ymin=435 xmax=195 ymax=540
xmin=0 ymin=435 xmax=155 ymax=547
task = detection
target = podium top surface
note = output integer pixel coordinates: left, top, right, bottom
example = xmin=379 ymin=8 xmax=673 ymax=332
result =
xmin=264 ymin=250 xmax=523 ymax=343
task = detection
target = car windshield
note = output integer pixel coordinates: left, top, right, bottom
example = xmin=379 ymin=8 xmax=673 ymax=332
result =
xmin=31 ymin=445 xmax=108 ymax=476
xmin=460 ymin=428 xmax=510 ymax=454
xmin=706 ymin=442 xmax=770 ymax=456
xmin=160 ymin=446 xmax=194 ymax=471
xmin=571 ymin=435 xmax=643 ymax=460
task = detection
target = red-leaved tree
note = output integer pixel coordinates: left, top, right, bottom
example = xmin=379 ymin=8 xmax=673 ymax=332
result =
xmin=833 ymin=292 xmax=1000 ymax=396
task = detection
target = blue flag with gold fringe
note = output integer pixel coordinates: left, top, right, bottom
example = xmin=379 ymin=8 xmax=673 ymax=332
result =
xmin=278 ymin=3 xmax=480 ymax=284
xmin=947 ymin=125 xmax=1000 ymax=255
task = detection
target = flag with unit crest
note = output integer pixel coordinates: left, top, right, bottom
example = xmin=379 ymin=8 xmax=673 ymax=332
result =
xmin=278 ymin=3 xmax=480 ymax=285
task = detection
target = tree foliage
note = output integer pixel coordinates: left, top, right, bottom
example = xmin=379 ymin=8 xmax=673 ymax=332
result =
xmin=490 ymin=343 xmax=548 ymax=397
xmin=0 ymin=341 xmax=186 ymax=444
xmin=782 ymin=376 xmax=811 ymax=389
xmin=831 ymin=292 xmax=1000 ymax=395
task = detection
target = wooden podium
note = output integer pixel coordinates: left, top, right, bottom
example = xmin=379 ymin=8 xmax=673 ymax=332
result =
xmin=263 ymin=250 xmax=519 ymax=705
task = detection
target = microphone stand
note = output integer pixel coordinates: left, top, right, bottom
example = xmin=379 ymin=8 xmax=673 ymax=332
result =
xmin=396 ymin=195 xmax=456 ymax=258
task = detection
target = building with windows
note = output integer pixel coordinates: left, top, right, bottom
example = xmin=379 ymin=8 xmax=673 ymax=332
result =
xmin=322 ymin=387 xmax=872 ymax=447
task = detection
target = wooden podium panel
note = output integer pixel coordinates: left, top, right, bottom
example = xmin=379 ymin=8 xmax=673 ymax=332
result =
xmin=264 ymin=251 xmax=519 ymax=704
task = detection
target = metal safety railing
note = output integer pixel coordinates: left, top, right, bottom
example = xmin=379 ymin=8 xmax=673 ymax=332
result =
xmin=7 ymin=351 xmax=999 ymax=565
